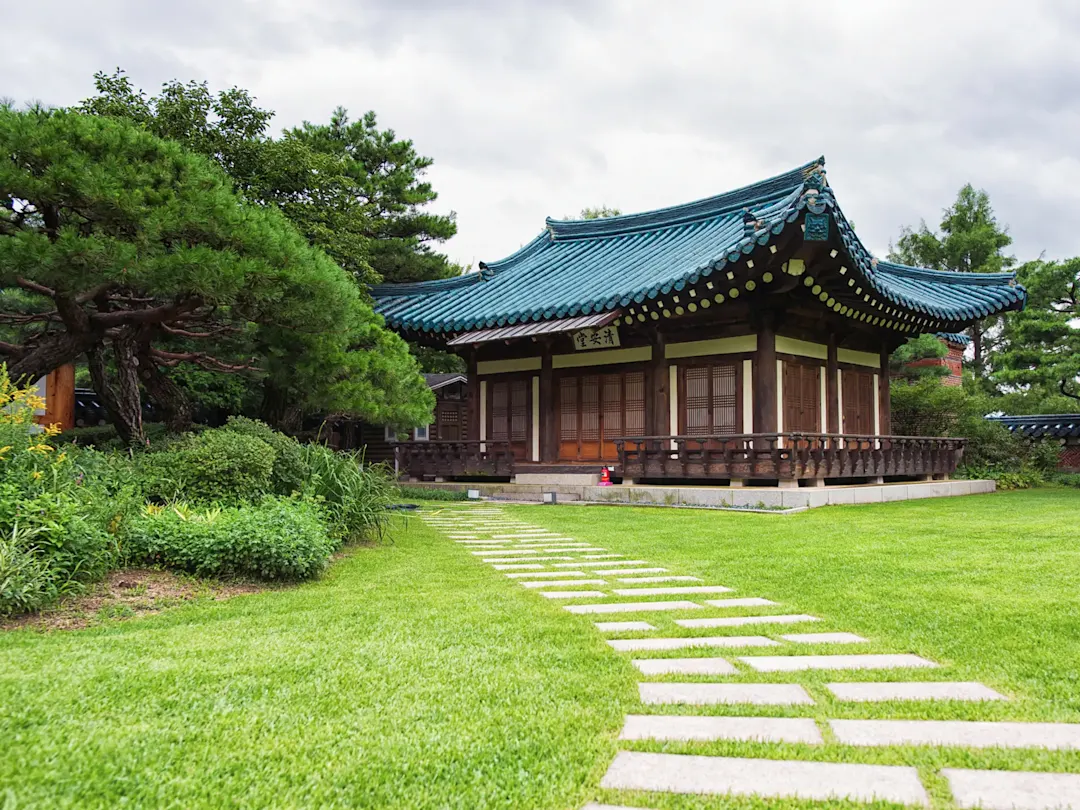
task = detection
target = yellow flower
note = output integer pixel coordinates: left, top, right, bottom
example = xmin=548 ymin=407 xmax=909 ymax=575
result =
xmin=0 ymin=445 xmax=12 ymax=458
xmin=56 ymin=452 xmax=67 ymax=462
xmin=30 ymin=470 xmax=43 ymax=480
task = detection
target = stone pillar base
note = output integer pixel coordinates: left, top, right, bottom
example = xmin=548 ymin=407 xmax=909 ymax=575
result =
xmin=778 ymin=479 xmax=800 ymax=489
xmin=728 ymin=479 xmax=745 ymax=488
xmin=868 ymin=476 xmax=885 ymax=484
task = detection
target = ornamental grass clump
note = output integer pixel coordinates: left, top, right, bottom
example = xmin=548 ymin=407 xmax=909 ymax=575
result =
xmin=300 ymin=444 xmax=395 ymax=545
xmin=126 ymin=497 xmax=334 ymax=580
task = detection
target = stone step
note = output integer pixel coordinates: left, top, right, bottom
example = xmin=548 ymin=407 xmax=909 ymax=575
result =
xmin=677 ymin=614 xmax=819 ymax=629
xmin=553 ymin=560 xmax=648 ymax=568
xmin=485 ymin=556 xmax=576 ymax=563
xmin=704 ymin=597 xmax=780 ymax=609
xmin=564 ymin=600 xmax=704 ymax=615
xmin=472 ymin=549 xmax=550 ymax=557
xmin=519 ymin=579 xmax=607 ymax=588
xmin=831 ymin=719 xmax=1080 ymax=750
xmin=595 ymin=621 xmax=656 ymax=632
xmin=616 ymin=576 xmax=703 ymax=584
xmin=491 ymin=563 xmax=545 ymax=571
xmin=599 ymin=751 xmax=927 ymax=804
xmin=540 ymin=591 xmax=608 ymax=599
xmin=639 ymin=682 xmax=814 ymax=706
xmin=506 ymin=571 xmax=589 ymax=579
xmin=943 ymin=768 xmax=1080 ymax=809
xmin=739 ymin=654 xmax=939 ymax=672
xmin=608 ymin=635 xmax=779 ymax=652
xmin=620 ymin=714 xmax=823 ymax=744
xmin=612 ymin=586 xmax=733 ymax=596
xmin=825 ymin=681 xmax=1008 ymax=702
xmin=632 ymin=657 xmax=737 ymax=676
xmin=592 ymin=568 xmax=669 ymax=576
xmin=781 ymin=632 xmax=868 ymax=644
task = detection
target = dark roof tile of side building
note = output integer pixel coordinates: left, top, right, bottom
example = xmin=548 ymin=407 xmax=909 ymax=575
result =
xmin=988 ymin=414 xmax=1080 ymax=439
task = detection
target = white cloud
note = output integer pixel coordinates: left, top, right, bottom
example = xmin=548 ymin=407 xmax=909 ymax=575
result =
xmin=6 ymin=0 xmax=1080 ymax=267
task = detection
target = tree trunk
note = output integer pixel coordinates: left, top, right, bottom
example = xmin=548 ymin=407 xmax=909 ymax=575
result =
xmin=970 ymin=321 xmax=984 ymax=377
xmin=5 ymin=332 xmax=97 ymax=385
xmin=137 ymin=343 xmax=193 ymax=433
xmin=260 ymin=379 xmax=303 ymax=434
xmin=88 ymin=339 xmax=145 ymax=447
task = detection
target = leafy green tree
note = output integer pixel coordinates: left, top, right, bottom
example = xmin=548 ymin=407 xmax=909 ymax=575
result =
xmin=992 ymin=258 xmax=1080 ymax=409
xmin=79 ymin=70 xmax=459 ymax=286
xmin=889 ymin=185 xmax=1014 ymax=375
xmin=576 ymin=205 xmax=621 ymax=220
xmin=0 ymin=107 xmax=432 ymax=444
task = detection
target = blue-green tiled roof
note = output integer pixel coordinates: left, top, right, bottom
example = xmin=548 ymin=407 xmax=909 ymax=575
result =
xmin=372 ymin=158 xmax=1026 ymax=334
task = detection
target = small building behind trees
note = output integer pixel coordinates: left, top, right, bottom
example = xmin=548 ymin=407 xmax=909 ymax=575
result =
xmin=373 ymin=158 xmax=1026 ymax=486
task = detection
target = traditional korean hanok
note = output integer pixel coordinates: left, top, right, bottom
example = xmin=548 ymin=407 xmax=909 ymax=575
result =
xmin=374 ymin=159 xmax=1026 ymax=486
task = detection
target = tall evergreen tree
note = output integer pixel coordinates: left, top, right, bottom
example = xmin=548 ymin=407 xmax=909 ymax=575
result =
xmin=992 ymin=258 xmax=1080 ymax=410
xmin=889 ymin=185 xmax=1014 ymax=376
xmin=0 ymin=107 xmax=432 ymax=443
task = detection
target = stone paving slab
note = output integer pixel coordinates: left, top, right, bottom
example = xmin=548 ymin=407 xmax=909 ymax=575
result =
xmin=620 ymin=714 xmax=823 ymax=744
xmin=540 ymin=591 xmax=608 ymax=599
xmin=592 ymin=568 xmax=670 ymax=576
xmin=831 ymin=719 xmax=1080 ymax=750
xmin=678 ymin=614 xmax=819 ymax=628
xmin=609 ymin=635 xmax=779 ymax=652
xmin=740 ymin=654 xmax=939 ymax=672
xmin=781 ymin=632 xmax=868 ymax=644
xmin=632 ymin=657 xmax=738 ymax=675
xmin=943 ymin=768 xmax=1080 ymax=809
xmin=595 ymin=621 xmax=656 ymax=632
xmin=639 ymin=682 xmax=815 ymax=705
xmin=491 ymin=563 xmax=545 ymax=570
xmin=612 ymin=586 xmax=733 ymax=596
xmin=553 ymin=560 xmax=648 ymax=568
xmin=564 ymin=600 xmax=705 ymax=615
xmin=616 ymin=576 xmax=703 ymax=584
xmin=825 ymin=682 xmax=1009 ymax=702
xmin=599 ymin=751 xmax=928 ymax=804
xmin=704 ymin=598 xmax=780 ymax=608
xmin=506 ymin=571 xmax=588 ymax=579
xmin=520 ymin=579 xmax=607 ymax=588
xmin=485 ymin=556 xmax=576 ymax=563
xmin=582 ymin=804 xmax=654 ymax=810
xmin=472 ymin=549 xmax=549 ymax=556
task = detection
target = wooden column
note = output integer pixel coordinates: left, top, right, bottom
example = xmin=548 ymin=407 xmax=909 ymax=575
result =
xmin=465 ymin=350 xmax=480 ymax=442
xmin=539 ymin=340 xmax=557 ymax=462
xmin=879 ymin=343 xmax=892 ymax=435
xmin=648 ymin=329 xmax=668 ymax=436
xmin=826 ymin=333 xmax=839 ymax=433
xmin=754 ymin=312 xmax=778 ymax=433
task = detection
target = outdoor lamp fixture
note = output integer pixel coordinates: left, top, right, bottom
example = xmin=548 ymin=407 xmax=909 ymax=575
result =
xmin=467 ymin=489 xmax=481 ymax=500
xmin=542 ymin=491 xmax=557 ymax=504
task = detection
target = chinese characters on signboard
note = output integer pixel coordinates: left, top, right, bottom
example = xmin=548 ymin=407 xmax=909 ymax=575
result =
xmin=571 ymin=325 xmax=620 ymax=351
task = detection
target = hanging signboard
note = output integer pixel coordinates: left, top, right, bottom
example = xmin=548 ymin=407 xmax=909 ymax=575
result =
xmin=571 ymin=324 xmax=620 ymax=351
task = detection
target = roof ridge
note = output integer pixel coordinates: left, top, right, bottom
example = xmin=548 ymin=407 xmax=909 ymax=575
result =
xmin=543 ymin=156 xmax=824 ymax=240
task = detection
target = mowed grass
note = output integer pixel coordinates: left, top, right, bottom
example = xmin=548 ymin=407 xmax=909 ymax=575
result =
xmin=503 ymin=488 xmax=1080 ymax=809
xmin=0 ymin=515 xmax=632 ymax=809
xmin=2 ymin=490 xmax=1079 ymax=810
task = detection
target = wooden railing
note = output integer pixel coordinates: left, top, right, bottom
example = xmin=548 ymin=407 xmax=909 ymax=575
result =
xmin=393 ymin=440 xmax=515 ymax=479
xmin=615 ymin=433 xmax=965 ymax=481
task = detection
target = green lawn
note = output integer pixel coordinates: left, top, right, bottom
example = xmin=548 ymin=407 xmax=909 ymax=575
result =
xmin=2 ymin=489 xmax=1079 ymax=809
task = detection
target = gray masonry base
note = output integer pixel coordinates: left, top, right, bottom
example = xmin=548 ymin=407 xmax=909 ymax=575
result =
xmin=403 ymin=478 xmax=996 ymax=510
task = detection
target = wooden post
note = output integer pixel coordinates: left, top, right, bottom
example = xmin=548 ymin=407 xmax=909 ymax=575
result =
xmin=540 ymin=340 xmax=556 ymax=462
xmin=879 ymin=343 xmax=892 ymax=435
xmin=826 ymin=333 xmax=839 ymax=433
xmin=754 ymin=312 xmax=778 ymax=434
xmin=465 ymin=349 xmax=480 ymax=442
xmin=41 ymin=363 xmax=76 ymax=431
xmin=648 ymin=329 xmax=668 ymax=436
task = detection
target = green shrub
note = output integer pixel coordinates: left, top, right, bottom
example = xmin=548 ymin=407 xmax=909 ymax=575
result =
xmin=175 ymin=430 xmax=277 ymax=503
xmin=126 ymin=497 xmax=333 ymax=580
xmin=397 ymin=486 xmax=468 ymax=501
xmin=300 ymin=445 xmax=394 ymax=544
xmin=0 ymin=523 xmax=59 ymax=617
xmin=222 ymin=417 xmax=309 ymax=495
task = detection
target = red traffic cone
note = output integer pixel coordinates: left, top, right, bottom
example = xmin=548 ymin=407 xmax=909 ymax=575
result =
xmin=599 ymin=466 xmax=612 ymax=486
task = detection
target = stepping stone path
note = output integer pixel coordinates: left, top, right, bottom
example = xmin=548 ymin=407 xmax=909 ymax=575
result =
xmin=416 ymin=505 xmax=1078 ymax=810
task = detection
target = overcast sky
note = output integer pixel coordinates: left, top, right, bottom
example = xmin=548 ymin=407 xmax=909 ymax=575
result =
xmin=7 ymin=0 xmax=1080 ymax=270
